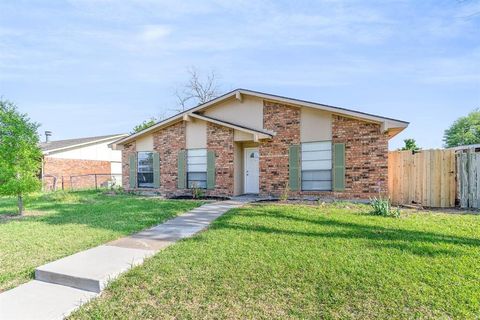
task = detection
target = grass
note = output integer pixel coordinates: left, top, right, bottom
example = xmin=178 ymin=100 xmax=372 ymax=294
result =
xmin=70 ymin=203 xmax=480 ymax=319
xmin=0 ymin=190 xmax=202 ymax=292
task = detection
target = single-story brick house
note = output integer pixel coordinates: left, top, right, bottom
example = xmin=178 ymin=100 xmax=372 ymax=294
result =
xmin=110 ymin=89 xmax=408 ymax=199
xmin=41 ymin=133 xmax=128 ymax=190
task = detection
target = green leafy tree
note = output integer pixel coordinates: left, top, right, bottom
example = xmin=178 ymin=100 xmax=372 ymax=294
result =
xmin=400 ymin=138 xmax=420 ymax=151
xmin=0 ymin=99 xmax=42 ymax=215
xmin=444 ymin=109 xmax=480 ymax=148
xmin=131 ymin=117 xmax=157 ymax=134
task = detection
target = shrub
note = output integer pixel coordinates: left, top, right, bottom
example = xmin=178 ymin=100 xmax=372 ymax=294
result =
xmin=191 ymin=183 xmax=205 ymax=199
xmin=279 ymin=182 xmax=290 ymax=202
xmin=370 ymin=197 xmax=400 ymax=218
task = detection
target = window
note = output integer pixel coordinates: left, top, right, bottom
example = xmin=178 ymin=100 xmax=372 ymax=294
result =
xmin=187 ymin=149 xmax=207 ymax=189
xmin=301 ymin=141 xmax=332 ymax=191
xmin=137 ymin=152 xmax=154 ymax=188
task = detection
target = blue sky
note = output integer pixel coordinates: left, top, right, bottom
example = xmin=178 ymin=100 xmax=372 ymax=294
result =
xmin=0 ymin=0 xmax=479 ymax=150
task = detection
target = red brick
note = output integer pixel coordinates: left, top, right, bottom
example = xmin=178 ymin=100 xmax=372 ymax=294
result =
xmin=259 ymin=101 xmax=300 ymax=196
xmin=207 ymin=122 xmax=234 ymax=196
xmin=43 ymin=157 xmax=111 ymax=190
xmin=122 ymin=104 xmax=389 ymax=200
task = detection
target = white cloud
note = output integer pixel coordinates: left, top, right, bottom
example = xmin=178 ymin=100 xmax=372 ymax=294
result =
xmin=139 ymin=25 xmax=171 ymax=42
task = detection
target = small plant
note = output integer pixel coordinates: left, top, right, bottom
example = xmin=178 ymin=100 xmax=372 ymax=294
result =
xmin=191 ymin=183 xmax=205 ymax=199
xmin=370 ymin=197 xmax=400 ymax=218
xmin=279 ymin=181 xmax=290 ymax=202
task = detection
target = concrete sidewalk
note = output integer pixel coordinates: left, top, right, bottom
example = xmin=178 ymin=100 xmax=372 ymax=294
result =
xmin=0 ymin=199 xmax=247 ymax=320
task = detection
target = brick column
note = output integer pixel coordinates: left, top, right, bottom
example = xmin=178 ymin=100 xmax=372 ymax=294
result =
xmin=207 ymin=122 xmax=234 ymax=196
xmin=153 ymin=121 xmax=186 ymax=197
xmin=259 ymin=101 xmax=300 ymax=196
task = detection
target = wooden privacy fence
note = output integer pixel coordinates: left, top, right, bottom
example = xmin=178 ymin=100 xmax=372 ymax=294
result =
xmin=457 ymin=150 xmax=480 ymax=208
xmin=388 ymin=149 xmax=456 ymax=208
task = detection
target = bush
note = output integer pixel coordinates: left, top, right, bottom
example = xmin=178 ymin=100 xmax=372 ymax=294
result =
xmin=191 ymin=183 xmax=205 ymax=199
xmin=279 ymin=182 xmax=290 ymax=202
xmin=370 ymin=197 xmax=400 ymax=218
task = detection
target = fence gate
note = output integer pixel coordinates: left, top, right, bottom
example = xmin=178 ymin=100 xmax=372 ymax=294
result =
xmin=388 ymin=149 xmax=456 ymax=207
xmin=457 ymin=150 xmax=480 ymax=208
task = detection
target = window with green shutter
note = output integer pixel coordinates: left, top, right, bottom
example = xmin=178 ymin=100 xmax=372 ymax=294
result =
xmin=333 ymin=143 xmax=346 ymax=191
xmin=186 ymin=149 xmax=207 ymax=189
xmin=206 ymin=150 xmax=215 ymax=190
xmin=177 ymin=150 xmax=186 ymax=189
xmin=129 ymin=153 xmax=136 ymax=189
xmin=289 ymin=145 xmax=300 ymax=191
xmin=301 ymin=141 xmax=333 ymax=191
xmin=137 ymin=152 xmax=155 ymax=188
xmin=153 ymin=152 xmax=160 ymax=189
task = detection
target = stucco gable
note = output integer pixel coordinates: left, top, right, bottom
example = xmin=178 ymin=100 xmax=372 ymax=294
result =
xmin=111 ymin=89 xmax=408 ymax=148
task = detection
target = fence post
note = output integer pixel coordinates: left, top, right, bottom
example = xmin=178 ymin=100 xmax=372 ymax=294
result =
xmin=95 ymin=174 xmax=98 ymax=190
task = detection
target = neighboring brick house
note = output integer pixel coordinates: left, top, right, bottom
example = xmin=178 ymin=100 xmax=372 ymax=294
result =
xmin=110 ymin=89 xmax=408 ymax=199
xmin=40 ymin=133 xmax=128 ymax=190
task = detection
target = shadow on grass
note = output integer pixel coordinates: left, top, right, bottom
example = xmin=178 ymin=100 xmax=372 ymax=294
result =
xmin=209 ymin=207 xmax=480 ymax=257
xmin=0 ymin=191 xmax=201 ymax=234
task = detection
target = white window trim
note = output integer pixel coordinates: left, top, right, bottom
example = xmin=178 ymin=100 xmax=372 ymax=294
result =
xmin=301 ymin=141 xmax=333 ymax=191
xmin=187 ymin=148 xmax=207 ymax=189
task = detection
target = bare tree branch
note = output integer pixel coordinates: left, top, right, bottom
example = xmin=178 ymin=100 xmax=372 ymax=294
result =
xmin=174 ymin=67 xmax=220 ymax=112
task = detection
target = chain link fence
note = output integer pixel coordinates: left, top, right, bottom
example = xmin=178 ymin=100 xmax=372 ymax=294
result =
xmin=43 ymin=174 xmax=122 ymax=191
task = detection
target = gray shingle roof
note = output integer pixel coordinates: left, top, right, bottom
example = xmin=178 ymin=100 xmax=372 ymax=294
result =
xmin=40 ymin=134 xmax=127 ymax=152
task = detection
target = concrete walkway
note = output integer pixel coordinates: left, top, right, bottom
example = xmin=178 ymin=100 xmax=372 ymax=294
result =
xmin=0 ymin=200 xmax=248 ymax=320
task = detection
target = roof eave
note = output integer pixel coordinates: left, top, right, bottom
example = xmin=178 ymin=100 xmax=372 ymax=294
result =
xmin=43 ymin=134 xmax=128 ymax=154
xmin=113 ymin=88 xmax=409 ymax=146
xmin=189 ymin=113 xmax=274 ymax=139
xmin=111 ymin=90 xmax=241 ymax=147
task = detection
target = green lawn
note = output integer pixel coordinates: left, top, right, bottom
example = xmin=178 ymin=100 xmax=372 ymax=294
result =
xmin=70 ymin=203 xmax=480 ymax=319
xmin=0 ymin=190 xmax=202 ymax=292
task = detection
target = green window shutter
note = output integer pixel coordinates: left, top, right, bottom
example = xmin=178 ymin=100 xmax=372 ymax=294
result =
xmin=289 ymin=145 xmax=300 ymax=191
xmin=333 ymin=143 xmax=346 ymax=191
xmin=207 ymin=150 xmax=216 ymax=190
xmin=153 ymin=152 xmax=160 ymax=189
xmin=177 ymin=150 xmax=186 ymax=189
xmin=129 ymin=153 xmax=137 ymax=189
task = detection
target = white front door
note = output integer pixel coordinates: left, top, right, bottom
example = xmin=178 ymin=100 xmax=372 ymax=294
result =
xmin=244 ymin=148 xmax=260 ymax=194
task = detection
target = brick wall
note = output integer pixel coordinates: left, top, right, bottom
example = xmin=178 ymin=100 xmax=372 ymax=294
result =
xmin=207 ymin=122 xmax=234 ymax=196
xmin=122 ymin=141 xmax=136 ymax=190
xmin=259 ymin=101 xmax=301 ymax=196
xmin=332 ymin=115 xmax=388 ymax=198
xmin=121 ymin=102 xmax=389 ymax=200
xmin=43 ymin=157 xmax=111 ymax=190
xmin=123 ymin=120 xmax=235 ymax=197
xmin=258 ymin=102 xmax=388 ymax=200
xmin=153 ymin=121 xmax=186 ymax=197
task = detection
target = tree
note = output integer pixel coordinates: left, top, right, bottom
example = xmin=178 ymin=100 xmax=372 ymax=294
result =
xmin=443 ymin=109 xmax=480 ymax=148
xmin=131 ymin=117 xmax=158 ymax=134
xmin=0 ymin=100 xmax=42 ymax=215
xmin=131 ymin=110 xmax=170 ymax=134
xmin=133 ymin=67 xmax=221 ymax=132
xmin=400 ymin=138 xmax=420 ymax=151
xmin=174 ymin=67 xmax=220 ymax=112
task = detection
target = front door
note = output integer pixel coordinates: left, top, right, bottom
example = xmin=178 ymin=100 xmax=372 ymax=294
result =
xmin=244 ymin=148 xmax=259 ymax=194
